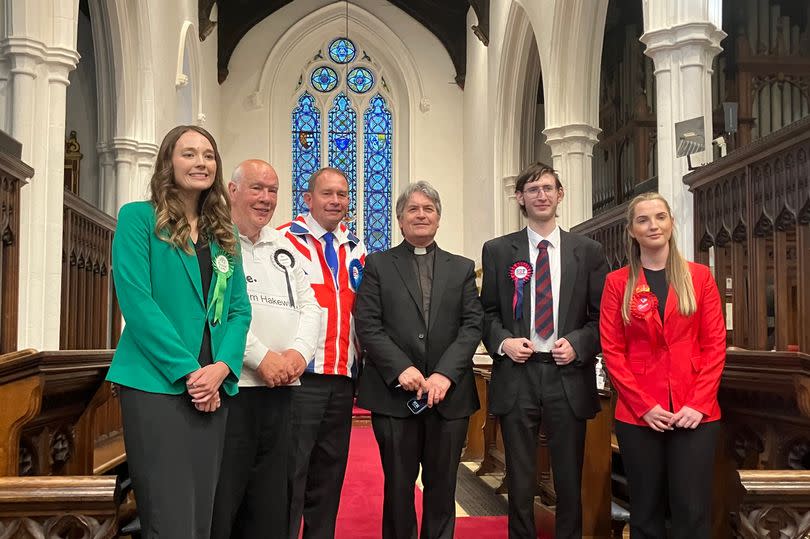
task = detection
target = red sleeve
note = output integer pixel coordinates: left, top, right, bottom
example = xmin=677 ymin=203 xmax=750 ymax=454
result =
xmin=600 ymin=272 xmax=658 ymax=419
xmin=685 ymin=266 xmax=727 ymax=415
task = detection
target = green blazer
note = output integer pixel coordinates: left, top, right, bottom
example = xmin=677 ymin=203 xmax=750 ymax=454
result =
xmin=107 ymin=201 xmax=251 ymax=396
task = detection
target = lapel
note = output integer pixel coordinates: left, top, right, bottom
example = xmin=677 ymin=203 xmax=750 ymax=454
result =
xmin=179 ymin=239 xmax=205 ymax=307
xmin=391 ymin=243 xmax=424 ymax=323
xmin=557 ymin=230 xmax=577 ymax=335
xmin=510 ymin=229 xmax=532 ymax=337
xmin=427 ymin=247 xmax=450 ymax=333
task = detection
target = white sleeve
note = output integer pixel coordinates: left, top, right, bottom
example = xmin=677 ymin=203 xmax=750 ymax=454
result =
xmin=243 ymin=329 xmax=269 ymax=371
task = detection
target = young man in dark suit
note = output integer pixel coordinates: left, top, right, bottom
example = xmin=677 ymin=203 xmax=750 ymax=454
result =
xmin=480 ymin=163 xmax=609 ymax=539
xmin=355 ymin=181 xmax=483 ymax=539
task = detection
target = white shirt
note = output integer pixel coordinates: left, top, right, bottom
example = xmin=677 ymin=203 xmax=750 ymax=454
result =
xmin=239 ymin=226 xmax=323 ymax=387
xmin=527 ymin=225 xmax=561 ymax=352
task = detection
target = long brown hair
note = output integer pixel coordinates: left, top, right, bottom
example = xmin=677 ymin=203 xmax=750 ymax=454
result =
xmin=621 ymin=192 xmax=696 ymax=323
xmin=149 ymin=125 xmax=237 ymax=255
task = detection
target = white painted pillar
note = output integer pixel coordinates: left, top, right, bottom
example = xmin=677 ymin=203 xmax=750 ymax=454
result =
xmin=641 ymin=5 xmax=725 ymax=259
xmin=543 ymin=124 xmax=601 ymax=229
xmin=112 ymin=139 xmax=137 ymax=213
xmin=97 ymin=144 xmax=116 ymax=215
xmin=4 ymin=32 xmax=79 ymax=349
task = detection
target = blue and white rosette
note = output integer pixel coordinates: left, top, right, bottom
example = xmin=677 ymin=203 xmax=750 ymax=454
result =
xmin=348 ymin=259 xmax=364 ymax=290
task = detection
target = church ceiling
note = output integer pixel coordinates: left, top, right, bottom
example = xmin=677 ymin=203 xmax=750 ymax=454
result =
xmin=203 ymin=0 xmax=489 ymax=88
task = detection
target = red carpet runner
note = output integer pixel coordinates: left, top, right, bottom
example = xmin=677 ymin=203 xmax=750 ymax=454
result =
xmin=335 ymin=425 xmax=508 ymax=538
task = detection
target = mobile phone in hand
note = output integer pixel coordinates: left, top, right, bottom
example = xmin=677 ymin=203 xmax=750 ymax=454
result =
xmin=407 ymin=395 xmax=429 ymax=415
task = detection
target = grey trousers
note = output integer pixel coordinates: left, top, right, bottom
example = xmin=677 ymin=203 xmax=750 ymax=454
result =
xmin=119 ymin=386 xmax=228 ymax=539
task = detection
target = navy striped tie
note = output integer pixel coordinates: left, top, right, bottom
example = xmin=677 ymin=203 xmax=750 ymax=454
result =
xmin=534 ymin=240 xmax=554 ymax=339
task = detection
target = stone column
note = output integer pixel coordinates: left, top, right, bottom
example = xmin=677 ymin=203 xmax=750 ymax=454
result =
xmin=3 ymin=31 xmax=79 ymax=349
xmin=641 ymin=6 xmax=725 ymax=258
xmin=543 ymin=124 xmax=601 ymax=229
xmin=112 ymin=138 xmax=137 ymax=213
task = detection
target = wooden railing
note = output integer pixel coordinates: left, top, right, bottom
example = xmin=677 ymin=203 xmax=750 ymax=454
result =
xmin=0 ymin=136 xmax=33 ymax=355
xmin=571 ymin=201 xmax=630 ymax=272
xmin=61 ymin=190 xmax=120 ymax=350
xmin=684 ymin=116 xmax=810 ymax=352
xmin=0 ymin=476 xmax=119 ymax=538
xmin=731 ymin=470 xmax=810 ymax=539
xmin=714 ymin=349 xmax=810 ymax=538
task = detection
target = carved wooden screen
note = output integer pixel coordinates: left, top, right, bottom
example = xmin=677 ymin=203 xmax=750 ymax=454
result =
xmin=60 ymin=191 xmax=118 ymax=349
xmin=0 ymin=152 xmax=33 ymax=354
xmin=686 ymin=117 xmax=810 ymax=352
xmin=64 ymin=130 xmax=82 ymax=195
xmin=712 ymin=1 xmax=810 ymax=150
xmin=593 ymin=1 xmax=657 ymax=216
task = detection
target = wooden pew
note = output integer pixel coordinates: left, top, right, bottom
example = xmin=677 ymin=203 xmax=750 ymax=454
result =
xmin=0 ymin=476 xmax=118 ymax=539
xmin=0 ymin=349 xmax=124 ymax=535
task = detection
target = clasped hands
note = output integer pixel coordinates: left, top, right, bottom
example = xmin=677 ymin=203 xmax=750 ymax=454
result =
xmin=642 ymin=404 xmax=704 ymax=432
xmin=397 ymin=366 xmax=451 ymax=408
xmin=502 ymin=337 xmax=577 ymax=365
xmin=187 ymin=361 xmax=230 ymax=413
xmin=256 ymin=349 xmax=308 ymax=388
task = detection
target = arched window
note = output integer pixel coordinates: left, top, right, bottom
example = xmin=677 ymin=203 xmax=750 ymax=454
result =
xmin=291 ymin=37 xmax=393 ymax=252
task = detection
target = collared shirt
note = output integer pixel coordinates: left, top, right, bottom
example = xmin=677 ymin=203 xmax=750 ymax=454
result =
xmin=239 ymin=225 xmax=322 ymax=387
xmin=277 ymin=213 xmax=367 ymax=378
xmin=527 ymin=225 xmax=561 ymax=352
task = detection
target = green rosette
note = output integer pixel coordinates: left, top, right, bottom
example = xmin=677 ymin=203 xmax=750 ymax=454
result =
xmin=209 ymin=247 xmax=235 ymax=324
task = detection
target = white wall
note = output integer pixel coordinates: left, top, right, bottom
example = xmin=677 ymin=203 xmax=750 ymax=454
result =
xmin=65 ymin=9 xmax=99 ymax=206
xmin=219 ymin=0 xmax=465 ymax=254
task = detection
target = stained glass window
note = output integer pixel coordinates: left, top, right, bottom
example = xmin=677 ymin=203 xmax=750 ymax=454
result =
xmin=347 ymin=67 xmax=374 ymax=94
xmin=328 ymin=38 xmax=356 ymax=64
xmin=311 ymin=66 xmax=338 ymax=92
xmin=328 ymin=93 xmax=357 ymax=233
xmin=291 ymin=92 xmax=321 ymax=216
xmin=363 ymin=94 xmax=392 ymax=252
xmin=292 ymin=39 xmax=392 ymax=251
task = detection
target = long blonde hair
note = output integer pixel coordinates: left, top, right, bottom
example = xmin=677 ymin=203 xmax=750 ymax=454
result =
xmin=149 ymin=125 xmax=237 ymax=255
xmin=621 ymin=192 xmax=696 ymax=323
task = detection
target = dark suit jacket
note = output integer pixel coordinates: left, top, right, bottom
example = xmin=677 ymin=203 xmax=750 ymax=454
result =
xmin=355 ymin=242 xmax=483 ymax=419
xmin=480 ymin=228 xmax=608 ymax=419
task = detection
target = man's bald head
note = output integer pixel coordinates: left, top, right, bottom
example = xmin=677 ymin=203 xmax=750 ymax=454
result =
xmin=228 ymin=159 xmax=280 ymax=243
xmin=231 ymin=159 xmax=278 ymax=184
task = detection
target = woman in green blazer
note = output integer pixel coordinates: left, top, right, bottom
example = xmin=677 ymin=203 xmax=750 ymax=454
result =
xmin=108 ymin=125 xmax=251 ymax=539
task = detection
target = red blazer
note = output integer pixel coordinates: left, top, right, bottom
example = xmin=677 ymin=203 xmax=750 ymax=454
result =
xmin=599 ymin=262 xmax=726 ymax=426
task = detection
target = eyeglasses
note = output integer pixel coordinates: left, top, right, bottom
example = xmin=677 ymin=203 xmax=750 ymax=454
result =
xmin=522 ymin=185 xmax=558 ymax=197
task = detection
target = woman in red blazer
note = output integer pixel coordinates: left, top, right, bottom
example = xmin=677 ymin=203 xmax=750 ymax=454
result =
xmin=600 ymin=192 xmax=726 ymax=539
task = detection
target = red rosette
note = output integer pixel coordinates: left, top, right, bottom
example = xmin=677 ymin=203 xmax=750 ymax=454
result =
xmin=630 ymin=285 xmax=658 ymax=320
xmin=509 ymin=261 xmax=533 ymax=283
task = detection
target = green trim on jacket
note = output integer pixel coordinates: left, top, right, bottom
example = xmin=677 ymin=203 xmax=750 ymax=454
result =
xmin=107 ymin=201 xmax=251 ymax=396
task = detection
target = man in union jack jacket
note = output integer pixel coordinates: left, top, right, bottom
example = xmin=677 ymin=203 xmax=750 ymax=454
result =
xmin=278 ymin=167 xmax=366 ymax=539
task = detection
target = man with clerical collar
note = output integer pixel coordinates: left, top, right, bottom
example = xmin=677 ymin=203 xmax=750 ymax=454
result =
xmin=480 ymin=162 xmax=609 ymax=539
xmin=212 ymin=160 xmax=322 ymax=539
xmin=355 ymin=181 xmax=483 ymax=539
xmin=278 ymin=167 xmax=366 ymax=539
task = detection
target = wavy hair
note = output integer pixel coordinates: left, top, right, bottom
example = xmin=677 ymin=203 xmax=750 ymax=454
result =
xmin=622 ymin=192 xmax=696 ymax=323
xmin=149 ymin=125 xmax=237 ymax=255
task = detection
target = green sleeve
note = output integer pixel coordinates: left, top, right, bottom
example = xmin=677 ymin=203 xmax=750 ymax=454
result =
xmin=113 ymin=203 xmax=200 ymax=383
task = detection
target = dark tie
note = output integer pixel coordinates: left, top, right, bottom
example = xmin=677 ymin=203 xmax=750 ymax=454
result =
xmin=323 ymin=231 xmax=339 ymax=281
xmin=534 ymin=240 xmax=554 ymax=339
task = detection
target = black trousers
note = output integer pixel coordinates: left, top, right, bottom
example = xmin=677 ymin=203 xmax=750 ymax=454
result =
xmin=119 ymin=386 xmax=228 ymax=539
xmin=498 ymin=361 xmax=586 ymax=539
xmin=211 ymin=386 xmax=291 ymax=539
xmin=615 ymin=420 xmax=720 ymax=539
xmin=371 ymin=411 xmax=469 ymax=539
xmin=288 ymin=373 xmax=354 ymax=539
